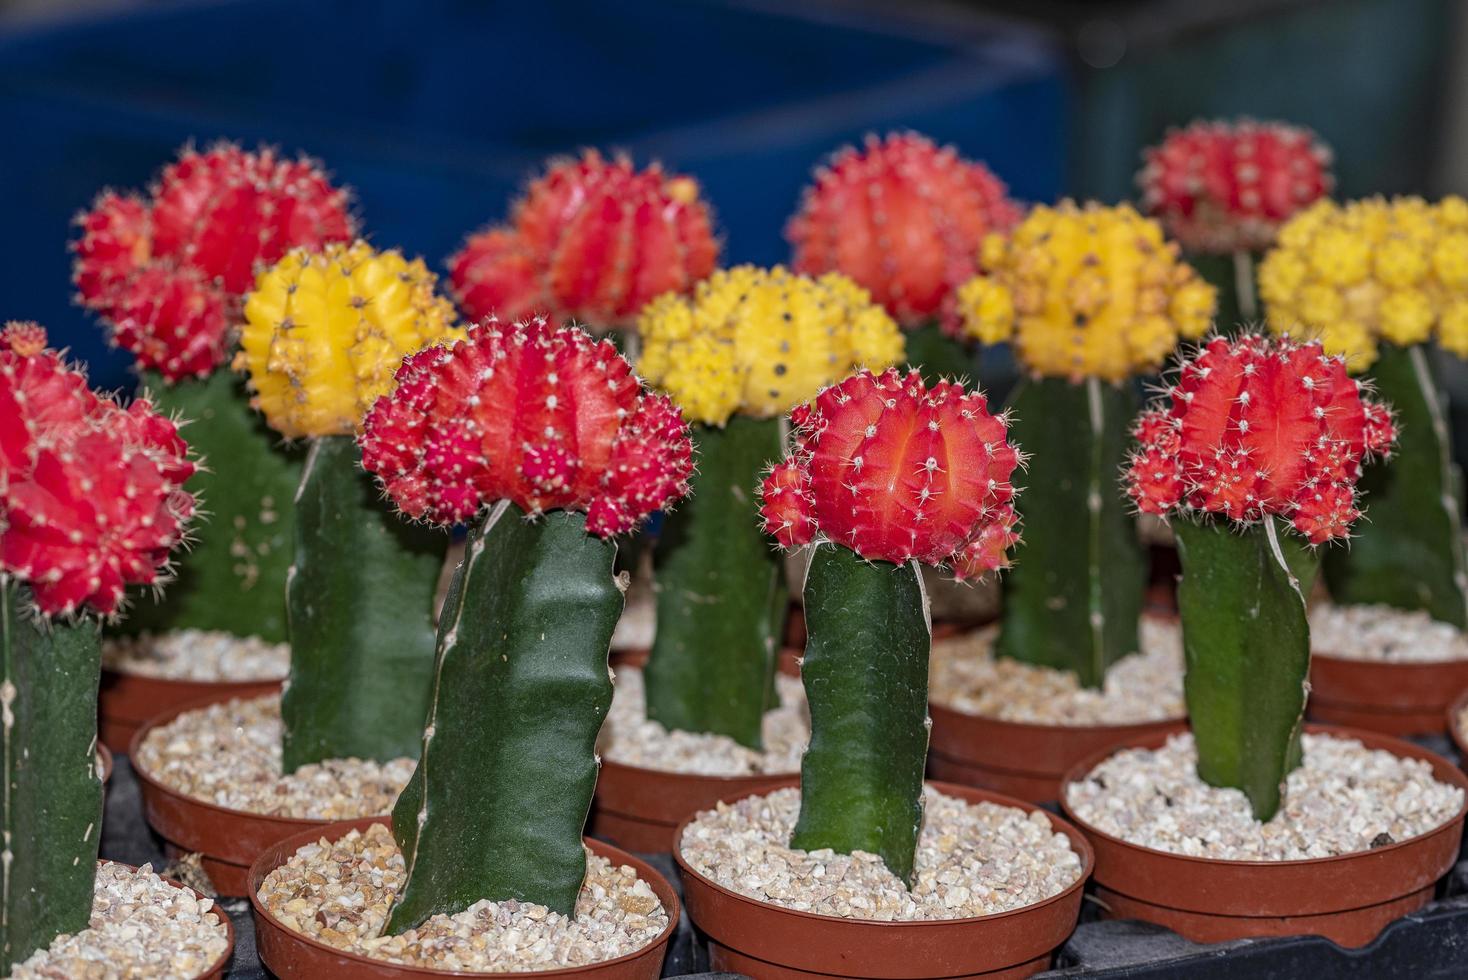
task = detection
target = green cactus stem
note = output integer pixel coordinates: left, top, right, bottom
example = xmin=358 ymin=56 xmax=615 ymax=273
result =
xmin=645 ymin=416 xmax=785 ymax=748
xmin=1322 ymin=343 xmax=1468 ymax=628
xmin=904 ymin=322 xmax=977 ymax=386
xmin=281 ymin=435 xmax=446 ymax=772
xmin=790 ymin=544 xmax=930 ymax=885
xmin=387 ymin=503 xmax=622 ymax=929
xmin=995 ymin=377 xmax=1145 ymax=687
xmin=0 ymin=581 xmax=104 ymax=972
xmin=122 ymin=370 xmax=302 ymax=642
xmin=1174 ymin=518 xmax=1309 ymax=821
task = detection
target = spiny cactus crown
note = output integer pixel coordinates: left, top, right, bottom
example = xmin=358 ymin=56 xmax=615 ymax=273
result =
xmin=73 ymin=143 xmax=354 ymax=382
xmin=0 ymin=323 xmax=196 ymax=617
xmin=1260 ymin=196 xmax=1468 ymax=369
xmin=449 ymin=150 xmax=720 ymax=329
xmin=1138 ymin=118 xmax=1334 ymax=255
xmin=958 ymin=201 xmax=1217 ymax=382
xmin=237 ymin=240 xmax=464 ymax=439
xmin=359 ymin=317 xmax=693 ymax=537
xmin=787 ymin=131 xmax=1020 ymax=332
xmin=637 ymin=265 xmax=904 ymax=426
xmin=1126 ymin=334 xmax=1396 ymax=544
xmin=759 ymin=366 xmax=1021 ymax=578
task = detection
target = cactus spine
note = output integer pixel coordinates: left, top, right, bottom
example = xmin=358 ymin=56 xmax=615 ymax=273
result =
xmin=1322 ymin=344 xmax=1468 ymax=626
xmin=995 ymin=378 xmax=1145 ymax=686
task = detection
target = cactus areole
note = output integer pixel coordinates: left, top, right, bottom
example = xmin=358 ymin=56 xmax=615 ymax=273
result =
xmin=957 ymin=202 xmax=1217 ymax=687
xmin=0 ymin=323 xmax=196 ymax=970
xmin=758 ymin=367 xmax=1021 ymax=882
xmin=1125 ymin=334 xmax=1395 ymax=819
xmin=360 ymin=318 xmax=692 ymax=926
xmin=636 ymin=266 xmax=903 ymax=748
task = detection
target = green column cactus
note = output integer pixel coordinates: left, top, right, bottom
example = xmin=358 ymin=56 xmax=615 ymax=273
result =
xmin=995 ymin=377 xmax=1146 ymax=686
xmin=122 ymin=370 xmax=302 ymax=642
xmin=1322 ymin=344 xmax=1468 ymax=627
xmin=903 ymin=323 xmax=978 ymax=387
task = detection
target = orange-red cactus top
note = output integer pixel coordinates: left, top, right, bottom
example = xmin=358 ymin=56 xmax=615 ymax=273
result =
xmin=1126 ymin=334 xmax=1395 ymax=544
xmin=0 ymin=323 xmax=196 ymax=617
xmin=759 ymin=367 xmax=1021 ymax=578
xmin=449 ymin=151 xmax=720 ymax=329
xmin=787 ymin=132 xmax=1020 ymax=332
xmin=359 ymin=317 xmax=693 ymax=537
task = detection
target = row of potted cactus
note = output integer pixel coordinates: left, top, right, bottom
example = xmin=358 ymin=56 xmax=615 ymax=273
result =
xmin=3 ymin=116 xmax=1467 ymax=979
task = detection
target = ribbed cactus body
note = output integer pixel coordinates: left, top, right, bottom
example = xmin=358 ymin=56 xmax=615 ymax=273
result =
xmin=996 ymin=378 xmax=1144 ymax=687
xmin=790 ymin=545 xmax=930 ymax=885
xmin=122 ymin=370 xmax=301 ymax=642
xmin=0 ymin=582 xmax=104 ymax=973
xmin=282 ymin=435 xmax=445 ymax=771
xmin=387 ymin=503 xmax=622 ymax=928
xmin=1322 ymin=344 xmax=1468 ymax=626
xmin=645 ymin=417 xmax=785 ymax=748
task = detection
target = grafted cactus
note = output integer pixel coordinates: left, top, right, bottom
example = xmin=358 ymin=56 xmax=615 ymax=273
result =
xmin=1127 ymin=334 xmax=1395 ymax=819
xmin=0 ymin=323 xmax=197 ymax=970
xmin=786 ymin=132 xmax=1020 ymax=381
xmin=958 ymin=202 xmax=1216 ymax=687
xmin=449 ymin=150 xmax=719 ymax=331
xmin=1261 ymin=197 xmax=1468 ymax=627
xmin=359 ymin=318 xmax=693 ymax=925
xmin=636 ymin=266 xmax=902 ymax=747
xmin=759 ymin=367 xmax=1021 ymax=883
xmin=238 ymin=241 xmax=461 ymax=771
xmin=72 ymin=144 xmax=354 ymax=640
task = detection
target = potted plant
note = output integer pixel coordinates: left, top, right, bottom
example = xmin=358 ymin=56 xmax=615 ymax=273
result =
xmin=72 ymin=143 xmax=355 ymax=750
xmin=932 ymin=201 xmax=1215 ymax=801
xmin=1261 ymin=196 xmax=1468 ymax=734
xmin=0 ymin=322 xmax=233 ymax=977
xmin=248 ymin=317 xmax=690 ymax=978
xmin=579 ymin=264 xmax=905 ymax=850
xmin=1062 ymin=332 xmax=1468 ymax=946
xmin=675 ymin=366 xmax=1093 ymax=980
xmin=1139 ymin=118 xmax=1333 ymax=325
xmin=130 ymin=240 xmax=462 ymax=894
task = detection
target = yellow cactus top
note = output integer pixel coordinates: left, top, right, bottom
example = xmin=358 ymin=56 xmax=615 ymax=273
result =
xmin=1259 ymin=196 xmax=1468 ymax=370
xmin=636 ymin=265 xmax=904 ymax=426
xmin=237 ymin=241 xmax=463 ymax=438
xmin=956 ymin=201 xmax=1216 ymax=382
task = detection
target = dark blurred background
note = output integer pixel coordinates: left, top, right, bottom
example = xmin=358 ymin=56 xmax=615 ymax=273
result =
xmin=0 ymin=0 xmax=1460 ymax=391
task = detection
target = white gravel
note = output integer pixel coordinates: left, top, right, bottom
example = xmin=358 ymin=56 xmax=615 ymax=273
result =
xmin=1066 ymin=732 xmax=1464 ymax=860
xmin=12 ymin=862 xmax=229 ymax=979
xmin=133 ymin=695 xmax=413 ymax=819
xmin=102 ymin=629 xmax=289 ymax=681
xmin=1310 ymin=603 xmax=1468 ymax=662
xmin=929 ymin=617 xmax=1185 ymax=725
xmin=598 ymin=666 xmax=807 ymax=775
xmin=258 ymin=823 xmax=667 ymax=972
xmin=679 ymin=786 xmax=1083 ymax=921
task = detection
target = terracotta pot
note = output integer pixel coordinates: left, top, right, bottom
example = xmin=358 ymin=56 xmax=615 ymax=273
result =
xmin=248 ymin=817 xmax=679 ymax=979
xmin=590 ymin=758 xmax=794 ymax=852
xmin=130 ymin=692 xmax=361 ymax=896
xmin=104 ymin=861 xmax=236 ymax=979
xmin=1448 ymin=689 xmax=1468 ymax=763
xmin=675 ymin=779 xmax=1094 ymax=979
xmin=1060 ymin=723 xmax=1468 ymax=947
xmin=1308 ymin=652 xmax=1468 ymax=736
xmin=927 ymin=703 xmax=1181 ymax=805
xmin=99 ymin=667 xmax=281 ymax=753
xmin=98 ymin=742 xmax=113 ymax=785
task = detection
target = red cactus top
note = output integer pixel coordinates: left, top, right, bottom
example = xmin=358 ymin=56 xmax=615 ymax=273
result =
xmin=1138 ymin=119 xmax=1333 ymax=254
xmin=449 ymin=151 xmax=720 ymax=329
xmin=786 ymin=132 xmax=1021 ymax=333
xmin=73 ymin=143 xmax=355 ymax=381
xmin=0 ymin=323 xmax=196 ymax=617
xmin=759 ymin=367 xmax=1021 ymax=579
xmin=1126 ymin=335 xmax=1395 ymax=544
xmin=359 ymin=318 xmax=693 ymax=536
